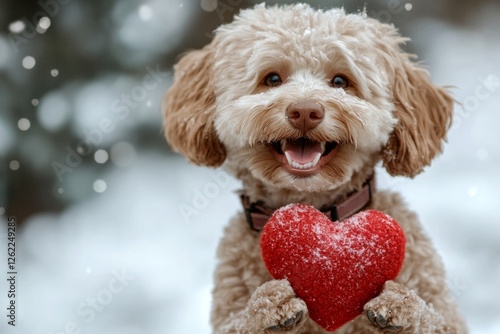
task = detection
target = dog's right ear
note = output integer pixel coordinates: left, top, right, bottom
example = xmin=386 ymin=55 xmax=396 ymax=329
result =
xmin=162 ymin=45 xmax=226 ymax=167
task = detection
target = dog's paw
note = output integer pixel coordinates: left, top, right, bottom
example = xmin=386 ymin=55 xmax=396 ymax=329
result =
xmin=247 ymin=279 xmax=308 ymax=332
xmin=364 ymin=281 xmax=425 ymax=333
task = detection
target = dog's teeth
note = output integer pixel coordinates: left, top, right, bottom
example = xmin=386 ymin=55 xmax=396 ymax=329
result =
xmin=311 ymin=153 xmax=321 ymax=167
xmin=286 ymin=152 xmax=321 ymax=170
xmin=284 ymin=151 xmax=293 ymax=166
xmin=281 ymin=139 xmax=287 ymax=153
xmin=320 ymin=142 xmax=326 ymax=154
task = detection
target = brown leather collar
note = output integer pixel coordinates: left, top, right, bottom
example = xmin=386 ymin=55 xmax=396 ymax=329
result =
xmin=241 ymin=175 xmax=376 ymax=232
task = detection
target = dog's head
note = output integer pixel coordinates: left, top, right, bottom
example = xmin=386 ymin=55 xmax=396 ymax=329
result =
xmin=163 ymin=4 xmax=453 ymax=192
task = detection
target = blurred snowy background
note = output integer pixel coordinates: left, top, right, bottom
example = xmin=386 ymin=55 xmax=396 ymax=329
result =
xmin=0 ymin=0 xmax=499 ymax=333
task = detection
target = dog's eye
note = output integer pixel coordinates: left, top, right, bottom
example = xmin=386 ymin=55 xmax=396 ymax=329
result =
xmin=264 ymin=73 xmax=282 ymax=87
xmin=331 ymin=75 xmax=349 ymax=88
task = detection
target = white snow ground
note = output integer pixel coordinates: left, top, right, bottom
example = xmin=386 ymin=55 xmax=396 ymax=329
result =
xmin=1 ymin=14 xmax=500 ymax=334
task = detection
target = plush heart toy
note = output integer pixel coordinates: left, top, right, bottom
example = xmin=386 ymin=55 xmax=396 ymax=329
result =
xmin=260 ymin=204 xmax=406 ymax=331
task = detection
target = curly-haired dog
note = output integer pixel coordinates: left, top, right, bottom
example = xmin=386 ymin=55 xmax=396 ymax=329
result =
xmin=163 ymin=4 xmax=467 ymax=333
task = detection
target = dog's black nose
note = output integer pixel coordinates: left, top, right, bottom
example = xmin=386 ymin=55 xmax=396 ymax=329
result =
xmin=286 ymin=101 xmax=324 ymax=133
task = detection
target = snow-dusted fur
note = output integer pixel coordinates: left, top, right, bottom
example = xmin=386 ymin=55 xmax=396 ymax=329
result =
xmin=163 ymin=4 xmax=466 ymax=333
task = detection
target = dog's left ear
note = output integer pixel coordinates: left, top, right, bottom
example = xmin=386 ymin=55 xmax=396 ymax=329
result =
xmin=162 ymin=44 xmax=226 ymax=167
xmin=381 ymin=42 xmax=454 ymax=178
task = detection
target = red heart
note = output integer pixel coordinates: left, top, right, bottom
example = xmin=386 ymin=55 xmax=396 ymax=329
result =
xmin=260 ymin=204 xmax=406 ymax=331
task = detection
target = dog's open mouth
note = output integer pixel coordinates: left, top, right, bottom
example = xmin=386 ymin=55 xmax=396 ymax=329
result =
xmin=269 ymin=138 xmax=338 ymax=177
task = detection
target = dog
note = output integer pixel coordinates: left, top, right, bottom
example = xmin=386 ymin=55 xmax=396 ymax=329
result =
xmin=163 ymin=3 xmax=467 ymax=333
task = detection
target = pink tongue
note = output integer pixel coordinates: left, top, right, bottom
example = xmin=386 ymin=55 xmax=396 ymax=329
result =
xmin=284 ymin=139 xmax=322 ymax=164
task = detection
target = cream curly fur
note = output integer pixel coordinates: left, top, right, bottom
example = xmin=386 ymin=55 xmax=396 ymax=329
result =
xmin=163 ymin=3 xmax=467 ymax=333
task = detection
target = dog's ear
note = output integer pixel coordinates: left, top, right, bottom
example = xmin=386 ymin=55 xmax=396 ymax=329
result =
xmin=162 ymin=45 xmax=226 ymax=167
xmin=381 ymin=45 xmax=454 ymax=177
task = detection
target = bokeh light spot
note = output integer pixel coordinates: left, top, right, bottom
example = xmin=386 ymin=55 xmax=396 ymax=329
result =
xmin=18 ymin=118 xmax=31 ymax=131
xmin=37 ymin=92 xmax=70 ymax=132
xmin=9 ymin=160 xmax=20 ymax=171
xmin=9 ymin=20 xmax=26 ymax=33
xmin=93 ymin=179 xmax=107 ymax=193
xmin=22 ymin=56 xmax=36 ymax=69
xmin=39 ymin=17 xmax=51 ymax=30
xmin=94 ymin=149 xmax=109 ymax=164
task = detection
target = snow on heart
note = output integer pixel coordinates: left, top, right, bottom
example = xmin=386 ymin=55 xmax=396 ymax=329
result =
xmin=260 ymin=204 xmax=406 ymax=331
